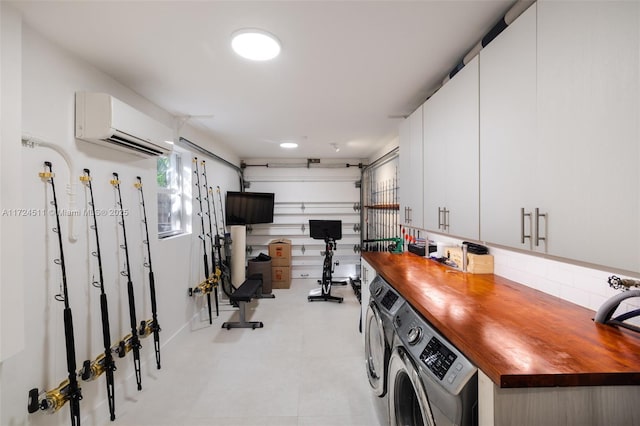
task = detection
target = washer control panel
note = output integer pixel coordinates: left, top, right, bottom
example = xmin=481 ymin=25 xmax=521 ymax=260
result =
xmin=420 ymin=337 xmax=457 ymax=380
xmin=370 ymin=275 xmax=404 ymax=316
xmin=393 ymin=303 xmax=477 ymax=395
xmin=380 ymin=290 xmax=399 ymax=310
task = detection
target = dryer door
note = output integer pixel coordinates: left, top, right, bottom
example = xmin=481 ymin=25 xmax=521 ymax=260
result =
xmin=365 ymin=301 xmax=388 ymax=396
xmin=388 ymin=346 xmax=436 ymax=426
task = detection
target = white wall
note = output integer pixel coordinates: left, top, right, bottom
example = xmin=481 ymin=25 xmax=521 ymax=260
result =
xmin=0 ymin=5 xmax=25 ymax=425
xmin=0 ymin=8 xmax=241 ymax=426
xmin=368 ymin=135 xmax=398 ymax=166
xmin=1 ymin=0 xmax=25 ymax=364
xmin=490 ymin=246 xmax=639 ymax=320
xmin=425 ymin=231 xmax=640 ymax=323
xmin=243 ymin=159 xmax=362 ymax=279
xmin=244 ymin=159 xmax=362 ymax=202
xmin=368 ymin=154 xmax=397 ymax=186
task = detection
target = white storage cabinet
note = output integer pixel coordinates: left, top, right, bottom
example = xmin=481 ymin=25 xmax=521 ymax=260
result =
xmin=424 ymin=56 xmax=480 ymax=240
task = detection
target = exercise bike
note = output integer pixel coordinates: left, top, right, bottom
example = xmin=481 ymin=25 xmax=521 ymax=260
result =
xmin=308 ymin=220 xmax=344 ymax=303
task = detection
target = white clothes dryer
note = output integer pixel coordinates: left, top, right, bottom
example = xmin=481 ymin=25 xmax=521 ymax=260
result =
xmin=388 ymin=302 xmax=478 ymax=426
xmin=364 ymin=275 xmax=404 ymax=397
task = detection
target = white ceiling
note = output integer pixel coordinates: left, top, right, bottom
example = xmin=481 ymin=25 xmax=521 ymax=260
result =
xmin=11 ymin=0 xmax=514 ymax=160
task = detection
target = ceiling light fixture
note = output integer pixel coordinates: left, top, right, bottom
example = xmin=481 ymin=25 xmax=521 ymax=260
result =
xmin=231 ymin=29 xmax=281 ymax=61
xmin=280 ymin=142 xmax=298 ymax=149
xmin=330 ymin=143 xmax=340 ymax=152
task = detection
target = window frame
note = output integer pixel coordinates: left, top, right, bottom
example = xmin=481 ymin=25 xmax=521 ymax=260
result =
xmin=157 ymin=149 xmax=187 ymax=239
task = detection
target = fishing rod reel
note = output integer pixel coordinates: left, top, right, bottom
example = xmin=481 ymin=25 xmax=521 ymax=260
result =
xmin=28 ymin=378 xmax=82 ymax=415
xmin=113 ymin=333 xmax=141 ymax=359
xmin=211 ymin=267 xmax=222 ymax=283
xmin=189 ymin=277 xmax=214 ymax=296
xmin=189 ymin=267 xmax=221 ymax=297
xmin=79 ymin=352 xmax=116 ymax=382
xmin=138 ymin=319 xmax=158 ymax=338
xmin=608 ymin=275 xmax=640 ymax=291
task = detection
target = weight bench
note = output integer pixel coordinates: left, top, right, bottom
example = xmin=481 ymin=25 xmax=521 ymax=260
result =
xmin=222 ymin=274 xmax=265 ymax=330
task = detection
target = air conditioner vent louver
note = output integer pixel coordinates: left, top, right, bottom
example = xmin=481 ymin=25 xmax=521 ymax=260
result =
xmin=75 ymin=92 xmax=173 ymax=157
xmin=104 ymin=135 xmax=165 ymax=156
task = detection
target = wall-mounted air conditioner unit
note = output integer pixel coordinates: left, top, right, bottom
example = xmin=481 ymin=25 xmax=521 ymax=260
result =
xmin=75 ymin=91 xmax=174 ymax=157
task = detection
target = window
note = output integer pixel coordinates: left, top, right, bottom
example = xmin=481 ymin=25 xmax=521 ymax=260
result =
xmin=157 ymin=151 xmax=185 ymax=238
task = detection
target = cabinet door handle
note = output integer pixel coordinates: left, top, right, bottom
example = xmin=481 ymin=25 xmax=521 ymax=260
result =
xmin=444 ymin=208 xmax=450 ymax=231
xmin=535 ymin=208 xmax=547 ymax=247
xmin=439 ymin=207 xmax=450 ymax=231
xmin=521 ymin=208 xmax=532 ymax=244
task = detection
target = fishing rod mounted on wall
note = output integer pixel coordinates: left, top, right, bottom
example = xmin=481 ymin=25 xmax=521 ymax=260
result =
xmin=135 ymin=176 xmax=162 ymax=369
xmin=79 ymin=168 xmax=117 ymax=421
xmin=188 ymin=157 xmax=215 ymax=325
xmin=111 ymin=173 xmax=143 ymax=391
xmin=28 ymin=162 xmax=82 ymax=426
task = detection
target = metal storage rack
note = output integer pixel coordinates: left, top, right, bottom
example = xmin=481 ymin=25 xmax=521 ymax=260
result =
xmin=360 ymin=151 xmax=400 ymax=253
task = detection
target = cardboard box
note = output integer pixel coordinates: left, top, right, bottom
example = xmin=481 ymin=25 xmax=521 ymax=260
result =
xmin=268 ymin=238 xmax=292 ymax=266
xmin=446 ymin=247 xmax=494 ymax=274
xmin=272 ymin=266 xmax=291 ymax=289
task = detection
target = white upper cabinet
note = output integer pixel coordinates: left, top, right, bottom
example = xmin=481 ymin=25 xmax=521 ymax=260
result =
xmin=536 ymin=0 xmax=640 ymax=272
xmin=479 ymin=0 xmax=640 ymax=273
xmin=479 ymin=3 xmax=537 ymax=250
xmin=424 ymin=56 xmax=479 ymax=240
xmin=399 ymin=105 xmax=424 ymax=229
xmin=399 ymin=0 xmax=639 ymax=273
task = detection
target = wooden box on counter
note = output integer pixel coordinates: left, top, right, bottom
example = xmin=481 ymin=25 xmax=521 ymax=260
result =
xmin=446 ymin=247 xmax=494 ymax=274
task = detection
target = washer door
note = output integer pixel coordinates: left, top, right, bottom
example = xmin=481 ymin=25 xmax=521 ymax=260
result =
xmin=388 ymin=346 xmax=436 ymax=426
xmin=365 ymin=302 xmax=389 ymax=396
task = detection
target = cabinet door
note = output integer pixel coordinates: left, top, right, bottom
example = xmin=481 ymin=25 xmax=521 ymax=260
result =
xmin=399 ymin=105 xmax=424 ymax=228
xmin=479 ymin=3 xmax=537 ymax=250
xmin=424 ymin=57 xmax=480 ymax=239
xmin=444 ymin=57 xmax=479 ymax=239
xmin=423 ymin=94 xmax=447 ymax=232
xmin=537 ymin=1 xmax=640 ymax=272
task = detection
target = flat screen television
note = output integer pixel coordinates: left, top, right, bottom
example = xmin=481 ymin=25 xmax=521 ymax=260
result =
xmin=225 ymin=191 xmax=275 ymax=225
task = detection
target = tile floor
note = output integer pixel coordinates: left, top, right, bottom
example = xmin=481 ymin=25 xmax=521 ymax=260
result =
xmin=103 ymin=279 xmax=386 ymax=426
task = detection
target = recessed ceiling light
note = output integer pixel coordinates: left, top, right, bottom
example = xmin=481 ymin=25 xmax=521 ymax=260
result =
xmin=231 ymin=29 xmax=281 ymax=61
xmin=280 ymin=142 xmax=298 ymax=149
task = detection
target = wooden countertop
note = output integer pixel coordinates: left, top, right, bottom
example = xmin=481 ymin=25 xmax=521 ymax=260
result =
xmin=362 ymin=251 xmax=640 ymax=388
